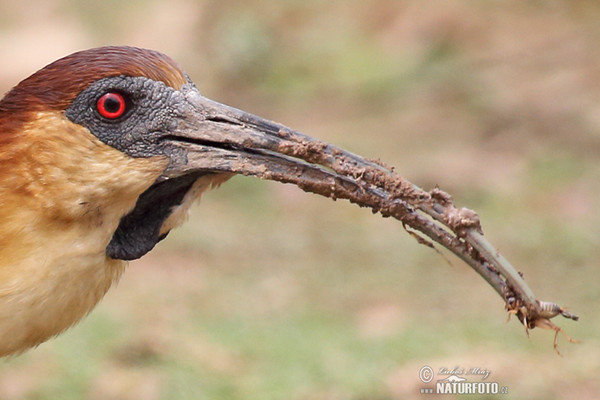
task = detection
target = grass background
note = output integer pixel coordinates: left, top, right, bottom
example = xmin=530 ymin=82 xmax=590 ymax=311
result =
xmin=0 ymin=1 xmax=599 ymax=399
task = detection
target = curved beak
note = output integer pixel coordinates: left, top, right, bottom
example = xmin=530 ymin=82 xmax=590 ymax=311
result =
xmin=159 ymin=84 xmax=573 ymax=327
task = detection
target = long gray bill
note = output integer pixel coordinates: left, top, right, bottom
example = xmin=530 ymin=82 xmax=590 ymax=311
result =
xmin=161 ymin=85 xmax=579 ymax=331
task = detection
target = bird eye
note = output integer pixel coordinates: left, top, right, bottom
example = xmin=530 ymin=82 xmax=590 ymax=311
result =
xmin=96 ymin=92 xmax=127 ymax=119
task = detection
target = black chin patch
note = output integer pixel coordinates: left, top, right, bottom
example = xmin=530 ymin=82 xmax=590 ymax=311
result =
xmin=106 ymin=173 xmax=206 ymax=260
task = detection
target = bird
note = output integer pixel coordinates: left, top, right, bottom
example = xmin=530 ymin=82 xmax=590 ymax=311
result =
xmin=0 ymin=46 xmax=579 ymax=358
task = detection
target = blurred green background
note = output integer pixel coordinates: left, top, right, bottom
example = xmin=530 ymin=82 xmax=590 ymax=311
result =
xmin=1 ymin=1 xmax=599 ymax=399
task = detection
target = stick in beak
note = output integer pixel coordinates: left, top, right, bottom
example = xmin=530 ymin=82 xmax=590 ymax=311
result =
xmin=161 ymin=84 xmax=578 ymax=350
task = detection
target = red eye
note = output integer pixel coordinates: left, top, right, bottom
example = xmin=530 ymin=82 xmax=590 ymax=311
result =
xmin=97 ymin=92 xmax=126 ymax=119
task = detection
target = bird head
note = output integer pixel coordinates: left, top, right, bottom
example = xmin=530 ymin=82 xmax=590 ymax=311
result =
xmin=0 ymin=46 xmax=352 ymax=263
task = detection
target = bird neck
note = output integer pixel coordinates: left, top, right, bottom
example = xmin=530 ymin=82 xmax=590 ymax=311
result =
xmin=0 ymin=111 xmax=168 ymax=355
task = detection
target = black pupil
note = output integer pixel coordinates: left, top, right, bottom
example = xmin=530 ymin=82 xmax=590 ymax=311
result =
xmin=104 ymin=96 xmax=121 ymax=113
